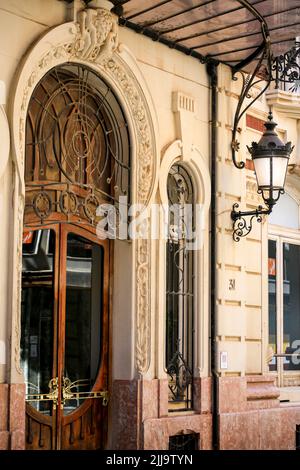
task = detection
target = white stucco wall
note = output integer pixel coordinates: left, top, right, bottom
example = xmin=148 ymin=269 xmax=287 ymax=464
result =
xmin=0 ymin=0 xmax=211 ymax=385
xmin=0 ymin=0 xmax=299 ymax=388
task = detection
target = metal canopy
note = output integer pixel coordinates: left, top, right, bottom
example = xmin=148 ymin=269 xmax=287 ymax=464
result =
xmin=111 ymin=0 xmax=300 ymax=68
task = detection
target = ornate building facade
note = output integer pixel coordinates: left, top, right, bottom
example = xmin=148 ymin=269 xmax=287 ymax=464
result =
xmin=0 ymin=0 xmax=299 ymax=450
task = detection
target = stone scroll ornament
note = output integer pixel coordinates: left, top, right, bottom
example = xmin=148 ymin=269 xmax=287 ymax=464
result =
xmin=16 ymin=4 xmax=154 ymax=376
xmin=70 ymin=7 xmax=118 ymax=61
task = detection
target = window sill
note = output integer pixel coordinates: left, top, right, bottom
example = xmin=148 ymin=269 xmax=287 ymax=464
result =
xmin=266 ymin=89 xmax=300 ymax=119
xmin=279 ymin=386 xmax=300 ymax=404
xmin=168 ymin=410 xmax=197 ymax=417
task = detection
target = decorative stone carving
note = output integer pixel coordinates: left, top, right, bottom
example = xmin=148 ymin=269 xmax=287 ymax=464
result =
xmin=13 ymin=7 xmax=156 ymax=378
xmin=20 ymin=51 xmax=154 ymax=210
xmin=136 ymin=238 xmax=151 ymax=373
xmin=14 ymin=197 xmax=25 ymax=376
xmin=70 ymin=8 xmax=118 ymax=61
xmin=103 ymin=56 xmax=154 ymax=207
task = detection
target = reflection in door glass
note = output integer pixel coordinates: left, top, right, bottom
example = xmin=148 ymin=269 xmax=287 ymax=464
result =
xmin=268 ymin=240 xmax=277 ymax=371
xmin=21 ymin=229 xmax=55 ymax=415
xmin=283 ymin=243 xmax=300 ymax=371
xmin=64 ymin=233 xmax=103 ymax=414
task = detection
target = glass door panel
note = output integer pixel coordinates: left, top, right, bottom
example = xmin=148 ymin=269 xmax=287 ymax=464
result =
xmin=21 ymin=229 xmax=56 ymax=415
xmin=283 ymin=242 xmax=300 ymax=371
xmin=22 ymin=224 xmax=108 ymax=449
xmin=268 ymin=239 xmax=277 ymax=372
xmin=63 ymin=232 xmax=104 ymax=414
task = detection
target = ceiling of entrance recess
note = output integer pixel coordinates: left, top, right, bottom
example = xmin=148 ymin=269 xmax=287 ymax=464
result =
xmin=106 ymin=0 xmax=300 ymax=68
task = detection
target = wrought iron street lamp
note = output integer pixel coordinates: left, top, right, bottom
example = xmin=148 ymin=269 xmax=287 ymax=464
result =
xmin=231 ymin=111 xmax=294 ymax=242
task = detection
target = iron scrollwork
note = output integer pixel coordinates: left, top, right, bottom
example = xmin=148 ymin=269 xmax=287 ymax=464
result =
xmin=231 ymin=203 xmax=273 ymax=242
xmin=25 ymin=63 xmax=130 ymax=229
xmin=272 ymin=41 xmax=300 ymax=93
xmin=231 ymin=43 xmax=273 ymax=169
xmin=231 ymin=203 xmax=263 ymax=242
xmin=167 ymin=350 xmax=193 ymax=406
xmin=231 ymin=1 xmax=273 ymax=169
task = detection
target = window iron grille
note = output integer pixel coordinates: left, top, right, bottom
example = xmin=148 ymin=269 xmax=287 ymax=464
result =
xmin=166 ymin=164 xmax=194 ymax=411
xmin=169 ymin=433 xmax=198 ymax=451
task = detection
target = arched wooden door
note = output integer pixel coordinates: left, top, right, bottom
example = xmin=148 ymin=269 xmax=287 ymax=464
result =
xmin=20 ymin=62 xmax=130 ymax=450
xmin=21 ymin=223 xmax=109 ymax=449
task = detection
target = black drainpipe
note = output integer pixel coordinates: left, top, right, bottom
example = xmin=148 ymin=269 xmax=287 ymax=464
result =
xmin=206 ymin=58 xmax=219 ymax=451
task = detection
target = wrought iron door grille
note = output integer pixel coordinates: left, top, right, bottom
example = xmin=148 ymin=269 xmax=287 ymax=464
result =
xmin=166 ymin=164 xmax=194 ymax=411
xmin=25 ymin=63 xmax=130 ymax=228
xmin=169 ymin=433 xmax=198 ymax=451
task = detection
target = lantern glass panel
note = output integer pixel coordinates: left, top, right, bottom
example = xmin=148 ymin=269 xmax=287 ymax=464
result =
xmin=254 ymin=156 xmax=288 ymax=189
xmin=253 ymin=157 xmax=271 ymax=188
xmin=272 ymin=157 xmax=289 ymax=188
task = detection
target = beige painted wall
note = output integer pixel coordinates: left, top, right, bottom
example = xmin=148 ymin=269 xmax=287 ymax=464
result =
xmin=0 ymin=0 xmax=299 ymax=387
xmin=0 ymin=0 xmax=211 ymax=384
xmin=0 ymin=0 xmax=67 ymax=384
xmin=215 ymin=63 xmax=300 ymax=380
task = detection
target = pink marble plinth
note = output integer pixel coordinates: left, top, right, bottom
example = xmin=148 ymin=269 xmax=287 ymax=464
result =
xmin=0 ymin=383 xmax=25 ymax=450
xmin=218 ymin=375 xmax=300 ymax=449
xmin=110 ymin=378 xmax=212 ymax=450
xmin=0 ymin=431 xmax=9 ymax=450
xmin=193 ymin=377 xmax=212 ymax=414
xmin=143 ymin=414 xmax=212 ymax=450
xmin=110 ymin=379 xmax=139 ymax=450
xmin=0 ymin=384 xmax=8 ymax=432
xmin=219 ymin=406 xmax=300 ymax=450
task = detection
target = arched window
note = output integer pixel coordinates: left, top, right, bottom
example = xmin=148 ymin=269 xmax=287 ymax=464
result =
xmin=166 ymin=164 xmax=195 ymax=411
xmin=269 ymin=193 xmax=299 ymax=230
xmin=24 ymin=63 xmax=130 ymax=227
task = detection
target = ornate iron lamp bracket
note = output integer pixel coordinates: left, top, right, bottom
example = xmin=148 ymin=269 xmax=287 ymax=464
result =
xmin=231 ymin=1 xmax=273 ymax=169
xmin=231 ymin=203 xmax=271 ymax=242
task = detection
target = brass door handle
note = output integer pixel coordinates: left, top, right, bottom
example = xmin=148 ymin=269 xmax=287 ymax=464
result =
xmin=25 ymin=377 xmax=59 ymax=409
xmin=62 ymin=377 xmax=109 ymax=407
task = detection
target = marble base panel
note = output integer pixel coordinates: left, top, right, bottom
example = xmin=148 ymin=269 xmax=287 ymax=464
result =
xmin=110 ymin=379 xmax=139 ymax=450
xmin=2 ymin=377 xmax=300 ymax=450
xmin=0 ymin=383 xmax=25 ymax=450
xmin=218 ymin=375 xmax=300 ymax=449
xmin=143 ymin=414 xmax=212 ymax=450
xmin=110 ymin=378 xmax=212 ymax=450
xmin=218 ymin=375 xmax=280 ymax=414
xmin=110 ymin=376 xmax=300 ymax=450
xmin=219 ymin=406 xmax=300 ymax=450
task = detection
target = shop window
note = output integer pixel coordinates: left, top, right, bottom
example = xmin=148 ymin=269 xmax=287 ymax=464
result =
xmin=268 ymin=194 xmax=300 ymax=387
xmin=269 ymin=193 xmax=299 ymax=230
